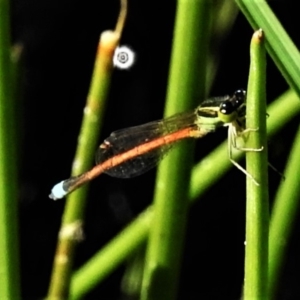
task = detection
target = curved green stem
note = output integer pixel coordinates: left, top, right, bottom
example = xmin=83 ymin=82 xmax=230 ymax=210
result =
xmin=236 ymin=0 xmax=300 ymax=97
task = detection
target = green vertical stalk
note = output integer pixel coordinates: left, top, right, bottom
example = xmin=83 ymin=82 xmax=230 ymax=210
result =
xmin=47 ymin=32 xmax=120 ymax=300
xmin=268 ymin=125 xmax=300 ymax=299
xmin=70 ymin=208 xmax=153 ymax=300
xmin=207 ymin=0 xmax=239 ymax=89
xmin=244 ymin=30 xmax=268 ymax=299
xmin=0 ymin=0 xmax=21 ymax=299
xmin=47 ymin=2 xmax=127 ymax=298
xmin=141 ymin=1 xmax=210 ymax=299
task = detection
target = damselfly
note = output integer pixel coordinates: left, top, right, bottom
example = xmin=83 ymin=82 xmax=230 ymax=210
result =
xmin=50 ymin=89 xmax=252 ymax=200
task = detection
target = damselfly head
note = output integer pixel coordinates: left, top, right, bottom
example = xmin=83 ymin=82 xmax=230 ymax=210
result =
xmin=233 ymin=89 xmax=246 ymax=103
xmin=218 ymin=89 xmax=246 ymax=123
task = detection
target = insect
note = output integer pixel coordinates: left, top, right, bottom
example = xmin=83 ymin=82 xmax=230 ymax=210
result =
xmin=49 ymin=89 xmax=254 ymax=200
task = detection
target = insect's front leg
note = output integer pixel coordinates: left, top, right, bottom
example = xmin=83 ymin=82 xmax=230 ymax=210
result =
xmin=228 ymin=125 xmax=260 ymax=186
xmin=233 ymin=127 xmax=264 ymax=152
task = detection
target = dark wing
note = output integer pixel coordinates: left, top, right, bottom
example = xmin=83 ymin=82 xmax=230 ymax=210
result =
xmin=95 ymin=110 xmax=198 ymax=178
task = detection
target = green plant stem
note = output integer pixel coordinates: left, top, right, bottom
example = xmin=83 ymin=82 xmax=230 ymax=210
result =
xmin=243 ymin=29 xmax=268 ymax=299
xmin=119 ymin=10 xmax=241 ymax=296
xmin=47 ymin=31 xmax=121 ymax=300
xmin=207 ymin=0 xmax=239 ymax=90
xmin=70 ymin=208 xmax=152 ymax=300
xmin=236 ymin=0 xmax=300 ymax=97
xmin=0 ymin=0 xmax=21 ymax=299
xmin=121 ymin=246 xmax=146 ymax=299
xmin=268 ymin=124 xmax=300 ymax=298
xmin=70 ymin=89 xmax=300 ymax=299
xmin=140 ymin=1 xmax=211 ymax=299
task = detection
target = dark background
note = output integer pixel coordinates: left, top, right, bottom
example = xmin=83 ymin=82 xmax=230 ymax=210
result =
xmin=11 ymin=0 xmax=300 ymax=299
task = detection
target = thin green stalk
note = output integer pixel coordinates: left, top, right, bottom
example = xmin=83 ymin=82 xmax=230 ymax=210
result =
xmin=243 ymin=30 xmax=268 ymax=299
xmin=140 ymin=1 xmax=211 ymax=299
xmin=121 ymin=248 xmax=146 ymax=299
xmin=47 ymin=34 xmax=119 ymax=300
xmin=0 ymin=0 xmax=21 ymax=299
xmin=207 ymin=0 xmax=239 ymax=89
xmin=268 ymin=125 xmax=300 ymax=299
xmin=70 ymin=208 xmax=152 ymax=300
xmin=236 ymin=0 xmax=300 ymax=97
xmin=47 ymin=2 xmax=127 ymax=298
xmin=121 ymin=7 xmax=240 ymax=293
xmin=70 ymin=89 xmax=300 ymax=299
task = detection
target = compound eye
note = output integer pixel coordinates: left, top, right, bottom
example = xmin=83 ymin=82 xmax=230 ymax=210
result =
xmin=219 ymin=101 xmax=234 ymax=115
xmin=234 ymin=89 xmax=246 ymax=103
